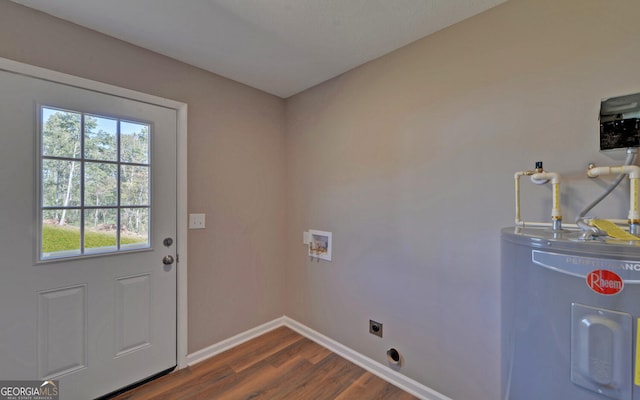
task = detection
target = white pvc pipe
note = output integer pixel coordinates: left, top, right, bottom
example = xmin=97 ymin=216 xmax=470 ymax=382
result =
xmin=632 ymin=177 xmax=639 ymax=221
xmin=516 ymin=221 xmax=579 ymax=229
xmin=514 ymin=172 xmax=523 ymax=225
xmin=513 ymin=170 xmax=562 ymax=229
xmin=588 ymin=165 xmax=640 ymax=179
xmin=514 ymin=171 xmax=533 ymax=225
xmin=588 ymin=165 xmax=640 ymax=222
xmin=531 ymin=172 xmax=562 ymax=222
xmin=516 ymin=220 xmax=626 ymax=229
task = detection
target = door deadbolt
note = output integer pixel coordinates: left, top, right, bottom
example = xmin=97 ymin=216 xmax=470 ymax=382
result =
xmin=163 ymin=238 xmax=173 ymax=247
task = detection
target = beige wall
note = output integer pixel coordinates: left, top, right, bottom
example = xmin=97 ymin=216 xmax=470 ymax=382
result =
xmin=0 ymin=0 xmax=286 ymax=353
xmin=285 ymin=0 xmax=640 ymax=398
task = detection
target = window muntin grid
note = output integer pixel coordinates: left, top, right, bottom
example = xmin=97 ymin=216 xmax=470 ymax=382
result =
xmin=39 ymin=106 xmax=151 ymax=260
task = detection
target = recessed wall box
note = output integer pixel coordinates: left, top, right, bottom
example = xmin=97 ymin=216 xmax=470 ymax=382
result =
xmin=306 ymin=229 xmax=332 ymax=261
xmin=600 ymin=92 xmax=640 ymax=151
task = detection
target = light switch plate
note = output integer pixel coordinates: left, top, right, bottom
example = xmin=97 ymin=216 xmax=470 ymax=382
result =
xmin=189 ymin=213 xmax=206 ymax=229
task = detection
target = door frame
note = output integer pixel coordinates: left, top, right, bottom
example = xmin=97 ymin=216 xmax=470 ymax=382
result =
xmin=0 ymin=57 xmax=189 ymax=369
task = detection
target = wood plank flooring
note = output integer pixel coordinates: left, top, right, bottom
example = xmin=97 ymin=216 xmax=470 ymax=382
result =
xmin=112 ymin=326 xmax=418 ymax=399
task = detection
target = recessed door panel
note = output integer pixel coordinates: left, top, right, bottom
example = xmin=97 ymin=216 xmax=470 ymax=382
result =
xmin=37 ymin=285 xmax=87 ymax=379
xmin=115 ymin=274 xmax=152 ymax=356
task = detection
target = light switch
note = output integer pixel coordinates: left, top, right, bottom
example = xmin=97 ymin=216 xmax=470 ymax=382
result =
xmin=189 ymin=213 xmax=206 ymax=229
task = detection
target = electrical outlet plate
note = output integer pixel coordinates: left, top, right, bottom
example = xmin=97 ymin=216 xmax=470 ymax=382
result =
xmin=369 ymin=320 xmax=383 ymax=337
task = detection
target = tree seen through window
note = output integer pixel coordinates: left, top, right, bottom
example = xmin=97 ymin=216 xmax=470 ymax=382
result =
xmin=40 ymin=106 xmax=151 ymax=260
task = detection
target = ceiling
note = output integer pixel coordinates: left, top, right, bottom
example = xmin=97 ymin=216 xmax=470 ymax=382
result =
xmin=11 ymin=0 xmax=507 ymax=98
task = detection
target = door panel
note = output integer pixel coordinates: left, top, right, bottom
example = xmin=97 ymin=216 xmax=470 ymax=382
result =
xmin=115 ymin=273 xmax=152 ymax=356
xmin=0 ymin=69 xmax=177 ymax=399
xmin=37 ymin=285 xmax=87 ymax=379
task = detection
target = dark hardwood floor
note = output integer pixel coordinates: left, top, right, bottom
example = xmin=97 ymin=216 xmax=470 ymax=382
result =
xmin=112 ymin=326 xmax=418 ymax=399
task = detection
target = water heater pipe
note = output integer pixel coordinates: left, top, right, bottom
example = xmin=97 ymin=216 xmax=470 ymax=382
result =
xmin=576 ymin=148 xmax=637 ymax=239
xmin=587 ymin=164 xmax=640 ymax=233
xmin=514 ymin=171 xmax=533 ymax=226
xmin=532 ymin=171 xmax=562 ymax=231
xmin=514 ymin=169 xmax=563 ymax=230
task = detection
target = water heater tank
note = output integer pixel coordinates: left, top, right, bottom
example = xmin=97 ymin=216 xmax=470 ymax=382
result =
xmin=502 ymin=227 xmax=640 ymax=400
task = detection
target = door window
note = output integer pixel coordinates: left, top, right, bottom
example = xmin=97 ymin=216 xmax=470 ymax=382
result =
xmin=39 ymin=106 xmax=151 ymax=260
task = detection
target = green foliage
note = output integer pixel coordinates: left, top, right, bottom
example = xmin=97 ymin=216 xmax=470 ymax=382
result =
xmin=42 ymin=224 xmax=146 ymax=253
xmin=41 ymin=110 xmax=83 ymax=211
xmin=121 ymin=122 xmax=149 ymax=164
xmin=42 ymin=109 xmax=84 ymax=158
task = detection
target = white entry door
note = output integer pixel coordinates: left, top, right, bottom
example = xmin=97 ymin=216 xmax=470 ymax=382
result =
xmin=0 ymin=68 xmax=177 ymax=399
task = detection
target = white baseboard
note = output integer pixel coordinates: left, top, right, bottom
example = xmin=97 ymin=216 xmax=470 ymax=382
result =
xmin=282 ymin=317 xmax=451 ymax=400
xmin=186 ymin=316 xmax=451 ymax=400
xmin=186 ymin=317 xmax=286 ymax=366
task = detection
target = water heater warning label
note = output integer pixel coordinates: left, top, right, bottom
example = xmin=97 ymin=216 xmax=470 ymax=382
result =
xmin=586 ymin=270 xmax=624 ymax=295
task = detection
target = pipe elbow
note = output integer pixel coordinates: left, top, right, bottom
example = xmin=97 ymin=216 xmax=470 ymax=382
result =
xmin=626 ymin=165 xmax=640 ymax=179
xmin=577 ymin=219 xmax=607 ymax=238
xmin=531 ymin=172 xmax=560 ymax=184
xmin=587 ymin=166 xmax=610 ymax=178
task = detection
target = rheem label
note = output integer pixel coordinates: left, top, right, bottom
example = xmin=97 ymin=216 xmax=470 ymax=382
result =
xmin=586 ymin=270 xmax=624 ymax=295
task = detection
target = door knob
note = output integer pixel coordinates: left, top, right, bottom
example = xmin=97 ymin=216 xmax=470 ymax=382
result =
xmin=162 ymin=255 xmax=174 ymax=265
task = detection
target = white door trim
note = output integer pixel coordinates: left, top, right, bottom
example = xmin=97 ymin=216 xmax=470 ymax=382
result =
xmin=0 ymin=57 xmax=189 ymax=369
